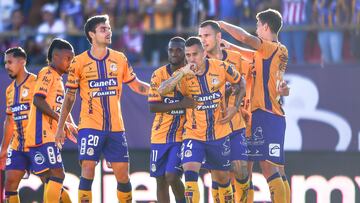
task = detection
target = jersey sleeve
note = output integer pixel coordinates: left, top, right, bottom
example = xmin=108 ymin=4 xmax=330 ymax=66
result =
xmin=224 ymin=63 xmax=241 ymax=84
xmin=5 ymin=90 xmax=11 ymax=115
xmin=65 ymin=57 xmax=81 ymax=89
xmin=122 ymin=56 xmax=137 ymax=84
xmin=34 ymin=70 xmax=54 ymax=98
xmin=148 ymin=70 xmax=162 ymax=103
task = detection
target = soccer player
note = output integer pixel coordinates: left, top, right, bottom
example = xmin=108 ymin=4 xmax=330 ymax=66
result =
xmin=24 ymin=38 xmax=76 ymax=203
xmin=0 ymin=47 xmax=37 ymax=203
xmin=54 ymin=15 xmax=150 ymax=202
xmin=158 ymin=37 xmax=244 ymax=203
xmin=219 ymin=8 xmax=290 ymax=202
xmin=198 ymin=20 xmax=250 ymax=202
xmin=149 ymin=36 xmax=196 ymax=203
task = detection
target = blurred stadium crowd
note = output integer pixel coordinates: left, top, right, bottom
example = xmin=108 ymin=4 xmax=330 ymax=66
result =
xmin=0 ymin=0 xmax=359 ymax=67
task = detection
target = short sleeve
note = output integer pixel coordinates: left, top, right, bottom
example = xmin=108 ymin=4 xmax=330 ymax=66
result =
xmin=5 ymin=91 xmax=12 ymax=115
xmin=122 ymin=56 xmax=137 ymax=84
xmin=256 ymin=38 xmax=278 ymax=58
xmin=34 ymin=69 xmax=54 ymax=98
xmin=65 ymin=57 xmax=81 ymax=89
xmin=148 ymin=71 xmax=162 ymax=103
xmin=224 ymin=63 xmax=241 ymax=84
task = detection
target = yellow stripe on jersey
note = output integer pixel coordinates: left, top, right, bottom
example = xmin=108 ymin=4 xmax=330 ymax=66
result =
xmin=252 ymin=39 xmax=288 ymax=116
xmin=177 ymin=59 xmax=241 ymax=141
xmin=149 ymin=64 xmax=185 ymax=144
xmin=25 ymin=67 xmax=65 ymax=147
xmin=65 ymin=49 xmax=136 ymax=132
xmin=5 ymin=73 xmax=36 ymax=151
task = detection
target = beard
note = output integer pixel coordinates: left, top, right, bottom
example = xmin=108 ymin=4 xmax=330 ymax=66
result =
xmin=8 ymin=74 xmax=16 ymax=79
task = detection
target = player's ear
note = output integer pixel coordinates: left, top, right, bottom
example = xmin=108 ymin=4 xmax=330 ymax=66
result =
xmin=89 ymin=31 xmax=96 ymax=40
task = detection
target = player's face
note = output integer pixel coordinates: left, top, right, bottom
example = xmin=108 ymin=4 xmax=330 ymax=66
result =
xmin=198 ymin=26 xmax=219 ymax=53
xmin=256 ymin=20 xmax=266 ymax=38
xmin=168 ymin=42 xmax=185 ymax=66
xmin=185 ymin=44 xmax=205 ymax=67
xmin=53 ymin=49 xmax=75 ymax=74
xmin=92 ymin=22 xmax=112 ymax=46
xmin=4 ymin=54 xmax=25 ymax=79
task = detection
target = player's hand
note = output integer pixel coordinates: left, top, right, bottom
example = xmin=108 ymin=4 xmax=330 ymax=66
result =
xmin=0 ymin=148 xmax=7 ymax=170
xmin=55 ymin=127 xmax=66 ymax=150
xmin=179 ymin=97 xmax=197 ymax=109
xmin=240 ymin=108 xmax=251 ymax=123
xmin=65 ymin=122 xmax=78 ymax=144
xmin=181 ymin=63 xmax=196 ymax=76
xmin=278 ymin=80 xmax=290 ymax=96
xmin=218 ymin=106 xmax=238 ymax=124
xmin=220 ymin=39 xmax=231 ymax=49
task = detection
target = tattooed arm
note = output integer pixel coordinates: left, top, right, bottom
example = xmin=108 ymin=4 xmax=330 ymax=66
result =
xmin=128 ymin=78 xmax=150 ymax=96
xmin=158 ymin=63 xmax=195 ymax=96
xmin=234 ymin=76 xmax=246 ymax=110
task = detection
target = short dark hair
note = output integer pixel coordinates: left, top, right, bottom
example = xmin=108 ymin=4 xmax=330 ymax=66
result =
xmin=5 ymin=47 xmax=27 ymax=59
xmin=185 ymin=37 xmax=204 ymax=50
xmin=169 ymin=36 xmax=186 ymax=44
xmin=84 ymin=15 xmax=109 ymax=44
xmin=47 ymin=38 xmax=74 ymax=62
xmin=199 ymin=20 xmax=221 ymax=33
xmin=256 ymin=9 xmax=283 ymax=34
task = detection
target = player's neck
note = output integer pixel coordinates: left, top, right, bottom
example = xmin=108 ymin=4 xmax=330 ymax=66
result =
xmin=263 ymin=33 xmax=278 ymax=42
xmin=170 ymin=62 xmax=185 ymax=72
xmin=207 ymin=46 xmax=223 ymax=60
xmin=15 ymin=68 xmax=29 ymax=85
xmin=49 ymin=63 xmax=64 ymax=76
xmin=90 ymin=45 xmax=108 ymax=60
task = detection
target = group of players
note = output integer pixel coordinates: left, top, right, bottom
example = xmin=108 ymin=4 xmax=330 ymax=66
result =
xmin=0 ymin=7 xmax=290 ymax=203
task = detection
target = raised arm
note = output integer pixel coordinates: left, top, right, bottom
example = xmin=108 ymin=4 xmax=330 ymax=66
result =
xmin=218 ymin=21 xmax=261 ymax=50
xmin=127 ymin=78 xmax=150 ymax=96
xmin=221 ymin=39 xmax=255 ymax=62
xmin=158 ymin=64 xmax=194 ymax=96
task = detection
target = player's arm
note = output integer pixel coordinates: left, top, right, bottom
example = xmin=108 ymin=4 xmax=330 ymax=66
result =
xmin=127 ymin=78 xmax=150 ymax=96
xmin=55 ymin=88 xmax=78 ymax=148
xmin=221 ymin=39 xmax=255 ymax=62
xmin=218 ymin=21 xmax=261 ymax=50
xmin=149 ymin=97 xmax=196 ymax=113
xmin=33 ymin=95 xmax=60 ymax=121
xmin=158 ymin=64 xmax=194 ymax=96
xmin=0 ymin=115 xmax=14 ymax=169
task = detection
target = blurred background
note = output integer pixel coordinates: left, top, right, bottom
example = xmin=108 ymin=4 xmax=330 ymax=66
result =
xmin=0 ymin=0 xmax=359 ymax=202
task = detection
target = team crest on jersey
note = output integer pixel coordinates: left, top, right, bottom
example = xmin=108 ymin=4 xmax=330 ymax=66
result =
xmin=110 ymin=63 xmax=117 ymax=71
xmin=211 ymin=77 xmax=219 ymax=85
xmin=34 ymin=152 xmax=45 ymax=165
xmin=22 ymin=88 xmax=29 ymax=97
xmin=151 ymin=164 xmax=157 ymax=172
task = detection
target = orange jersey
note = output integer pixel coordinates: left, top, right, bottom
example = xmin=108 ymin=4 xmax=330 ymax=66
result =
xmin=148 ymin=64 xmax=185 ymax=144
xmin=5 ymin=73 xmax=37 ymax=151
xmin=177 ymin=58 xmax=241 ymax=141
xmin=25 ymin=67 xmax=65 ymax=147
xmin=219 ymin=49 xmax=246 ymax=131
xmin=65 ymin=49 xmax=136 ymax=132
xmin=251 ymin=39 xmax=288 ymax=116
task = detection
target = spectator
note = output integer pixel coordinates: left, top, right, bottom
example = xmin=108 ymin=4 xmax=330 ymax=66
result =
xmin=116 ymin=9 xmax=144 ymax=65
xmin=350 ymin=0 xmax=360 ymax=60
xmin=0 ymin=0 xmax=15 ymax=31
xmin=4 ymin=9 xmax=32 ymax=48
xmin=280 ymin=0 xmax=311 ymax=64
xmin=315 ymin=0 xmax=349 ymax=63
xmin=36 ymin=3 xmax=66 ymax=46
xmin=173 ymin=0 xmax=191 ymax=32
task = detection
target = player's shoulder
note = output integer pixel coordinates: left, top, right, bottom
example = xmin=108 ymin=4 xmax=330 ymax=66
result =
xmin=108 ymin=48 xmax=127 ymax=61
xmin=6 ymin=81 xmax=15 ymax=94
xmin=278 ymin=42 xmax=288 ymax=55
xmin=73 ymin=50 xmax=90 ymax=64
xmin=224 ymin=49 xmax=241 ymax=57
xmin=153 ymin=64 xmax=169 ymax=76
xmin=208 ymin=58 xmax=229 ymax=69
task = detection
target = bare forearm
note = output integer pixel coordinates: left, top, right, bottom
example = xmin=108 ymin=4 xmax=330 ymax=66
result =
xmin=33 ymin=96 xmax=59 ymax=121
xmin=129 ymin=78 xmax=150 ymax=96
xmin=158 ymin=71 xmax=184 ymax=96
xmin=1 ymin=117 xmax=14 ymax=151
xmin=227 ymin=43 xmax=255 ymax=61
xmin=59 ymin=90 xmax=76 ymax=129
xmin=219 ymin=21 xmax=260 ymax=49
xmin=234 ymin=78 xmax=246 ymax=109
xmin=149 ymin=102 xmax=184 ymax=113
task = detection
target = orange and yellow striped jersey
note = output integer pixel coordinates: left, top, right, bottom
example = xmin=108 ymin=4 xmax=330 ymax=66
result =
xmin=177 ymin=58 xmax=241 ymax=141
xmin=5 ymin=73 xmax=36 ymax=151
xmin=218 ymin=49 xmax=247 ymax=131
xmin=65 ymin=48 xmax=136 ymax=132
xmin=251 ymin=39 xmax=288 ymax=116
xmin=25 ymin=67 xmax=65 ymax=147
xmin=148 ymin=64 xmax=185 ymax=144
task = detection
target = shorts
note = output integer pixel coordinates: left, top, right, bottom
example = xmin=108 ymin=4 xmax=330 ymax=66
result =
xmin=247 ymin=109 xmax=286 ymax=165
xmin=78 ymin=129 xmax=129 ymax=162
xmin=5 ymin=148 xmax=31 ymax=171
xmin=150 ymin=142 xmax=182 ymax=177
xmin=182 ymin=136 xmax=231 ymax=171
xmin=28 ymin=142 xmax=63 ymax=174
xmin=230 ymin=128 xmax=249 ymax=161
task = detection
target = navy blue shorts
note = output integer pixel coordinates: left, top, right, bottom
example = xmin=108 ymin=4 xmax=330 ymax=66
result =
xmin=230 ymin=128 xmax=249 ymax=161
xmin=5 ymin=148 xmax=31 ymax=171
xmin=28 ymin=142 xmax=63 ymax=174
xmin=78 ymin=129 xmax=129 ymax=162
xmin=182 ymin=136 xmax=231 ymax=171
xmin=150 ymin=142 xmax=182 ymax=177
xmin=247 ymin=109 xmax=286 ymax=165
